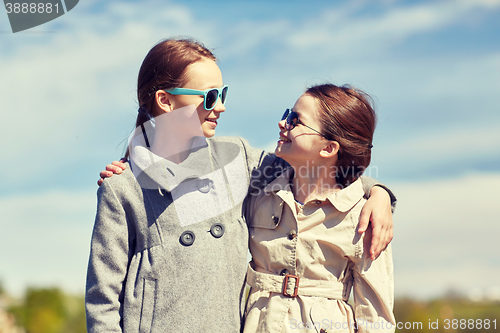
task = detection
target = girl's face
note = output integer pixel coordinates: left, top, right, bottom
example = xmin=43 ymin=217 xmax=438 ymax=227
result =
xmin=275 ymin=93 xmax=329 ymax=166
xmin=167 ymin=57 xmax=226 ymax=138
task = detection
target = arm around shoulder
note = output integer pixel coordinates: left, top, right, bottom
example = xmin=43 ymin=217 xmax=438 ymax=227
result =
xmin=358 ymin=176 xmax=396 ymax=259
xmin=359 ymin=175 xmax=396 ymax=212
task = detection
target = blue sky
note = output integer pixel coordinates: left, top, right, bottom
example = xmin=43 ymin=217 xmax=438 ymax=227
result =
xmin=1 ymin=0 xmax=499 ymax=300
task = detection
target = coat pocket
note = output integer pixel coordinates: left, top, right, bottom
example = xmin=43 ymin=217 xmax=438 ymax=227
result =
xmin=309 ymin=299 xmax=356 ymax=333
xmin=139 ymin=278 xmax=157 ymax=333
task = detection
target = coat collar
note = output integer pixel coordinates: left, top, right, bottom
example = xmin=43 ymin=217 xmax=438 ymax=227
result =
xmin=130 ymin=136 xmax=213 ymax=191
xmin=264 ymin=167 xmax=364 ymax=212
xmin=325 ymin=179 xmax=364 ymax=212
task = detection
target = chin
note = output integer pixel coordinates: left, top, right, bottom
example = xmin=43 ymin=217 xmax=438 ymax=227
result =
xmin=203 ymin=130 xmax=215 ymax=138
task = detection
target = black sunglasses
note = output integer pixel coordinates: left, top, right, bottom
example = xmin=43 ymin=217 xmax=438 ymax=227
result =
xmin=281 ymin=109 xmax=330 ymax=139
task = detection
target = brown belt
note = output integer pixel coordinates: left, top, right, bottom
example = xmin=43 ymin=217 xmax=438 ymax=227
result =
xmin=246 ymin=264 xmax=350 ymax=300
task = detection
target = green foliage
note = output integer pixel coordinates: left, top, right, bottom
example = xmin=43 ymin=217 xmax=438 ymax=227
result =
xmin=7 ymin=287 xmax=86 ymax=333
xmin=4 ymin=286 xmax=500 ymax=333
xmin=395 ymin=298 xmax=500 ymax=333
xmin=25 ymin=288 xmax=67 ymax=333
xmin=62 ymin=294 xmax=87 ymax=333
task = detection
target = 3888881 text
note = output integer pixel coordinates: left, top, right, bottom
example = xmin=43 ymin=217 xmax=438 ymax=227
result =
xmin=443 ymin=319 xmax=496 ymax=330
xmin=5 ymin=3 xmax=60 ymax=14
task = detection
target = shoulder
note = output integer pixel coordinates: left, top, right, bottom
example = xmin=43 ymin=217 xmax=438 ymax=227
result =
xmin=209 ymin=136 xmax=266 ymax=164
xmin=208 ymin=136 xmax=254 ymax=149
xmin=98 ymin=162 xmax=141 ymax=200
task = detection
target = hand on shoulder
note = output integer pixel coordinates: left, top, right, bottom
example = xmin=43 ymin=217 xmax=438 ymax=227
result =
xmin=97 ymin=158 xmax=128 ymax=186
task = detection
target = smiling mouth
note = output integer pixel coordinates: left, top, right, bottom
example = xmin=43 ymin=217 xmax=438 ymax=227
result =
xmin=205 ymin=118 xmax=218 ymax=124
xmin=279 ymin=134 xmax=291 ymax=143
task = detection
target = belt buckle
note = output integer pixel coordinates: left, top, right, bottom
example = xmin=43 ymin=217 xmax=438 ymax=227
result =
xmin=283 ymin=274 xmax=300 ymax=297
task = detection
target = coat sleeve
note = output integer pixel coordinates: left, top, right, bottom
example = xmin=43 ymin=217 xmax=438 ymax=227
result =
xmin=236 ymin=137 xmax=289 ymax=195
xmin=351 ymin=228 xmax=396 ymax=333
xmin=359 ymin=175 xmax=397 ymax=213
xmin=85 ymin=180 xmax=136 ymax=333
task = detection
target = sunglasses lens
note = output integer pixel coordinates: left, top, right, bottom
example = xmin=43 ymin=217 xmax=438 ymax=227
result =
xmin=281 ymin=109 xmax=290 ymax=121
xmin=285 ymin=111 xmax=298 ymax=130
xmin=205 ymin=89 xmax=218 ymax=110
xmin=221 ymin=86 xmax=228 ymax=104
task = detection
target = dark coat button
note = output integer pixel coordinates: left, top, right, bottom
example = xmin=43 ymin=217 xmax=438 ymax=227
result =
xmin=179 ymin=231 xmax=195 ymax=246
xmin=210 ymin=223 xmax=225 ymax=238
xmin=272 ymin=215 xmax=279 ymax=225
xmin=288 ymin=230 xmax=297 ymax=240
xmin=280 ymin=269 xmax=289 ymax=276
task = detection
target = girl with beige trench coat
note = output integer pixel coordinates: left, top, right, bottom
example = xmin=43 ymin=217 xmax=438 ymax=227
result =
xmin=243 ymin=84 xmax=396 ymax=333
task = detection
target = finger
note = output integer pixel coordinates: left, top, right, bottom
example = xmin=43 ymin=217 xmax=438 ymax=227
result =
xmin=100 ymin=170 xmax=112 ymax=178
xmin=106 ymin=164 xmax=122 ymax=174
xmin=112 ymin=160 xmax=127 ymax=171
xmin=382 ymin=228 xmax=393 ymax=252
xmin=370 ymin=225 xmax=383 ymax=260
xmin=97 ymin=178 xmax=103 ymax=186
xmin=358 ymin=209 xmax=371 ymax=234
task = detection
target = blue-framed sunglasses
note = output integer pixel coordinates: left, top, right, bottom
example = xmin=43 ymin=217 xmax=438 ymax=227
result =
xmin=282 ymin=109 xmax=330 ymax=139
xmin=165 ymin=85 xmax=228 ymax=111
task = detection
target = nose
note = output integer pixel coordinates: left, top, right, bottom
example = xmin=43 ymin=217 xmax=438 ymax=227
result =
xmin=278 ymin=119 xmax=286 ymax=130
xmin=212 ymin=96 xmax=226 ymax=113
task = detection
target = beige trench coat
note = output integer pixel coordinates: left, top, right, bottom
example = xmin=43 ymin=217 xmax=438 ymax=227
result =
xmin=244 ymin=168 xmax=395 ymax=333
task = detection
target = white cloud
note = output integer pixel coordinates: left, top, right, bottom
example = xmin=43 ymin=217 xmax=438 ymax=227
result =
xmin=0 ymin=190 xmax=96 ymax=295
xmin=285 ymin=0 xmax=500 ymax=55
xmin=0 ymin=0 xmax=217 ymax=184
xmin=374 ymin=123 xmax=500 ymax=172
xmin=390 ymin=172 xmax=500 ymax=298
xmin=217 ymin=19 xmax=291 ymax=58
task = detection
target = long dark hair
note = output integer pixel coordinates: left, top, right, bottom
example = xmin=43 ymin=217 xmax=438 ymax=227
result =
xmin=306 ymin=84 xmax=376 ymax=187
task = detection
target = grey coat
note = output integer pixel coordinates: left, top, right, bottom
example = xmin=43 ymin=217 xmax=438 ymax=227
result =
xmin=85 ymin=135 xmax=391 ymax=333
xmin=86 ymin=136 xmax=283 ymax=333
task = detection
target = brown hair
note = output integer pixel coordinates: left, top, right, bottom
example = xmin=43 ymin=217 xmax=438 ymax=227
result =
xmin=124 ymin=38 xmax=216 ymax=159
xmin=135 ymin=37 xmax=217 ymax=128
xmin=306 ymin=84 xmax=376 ymax=187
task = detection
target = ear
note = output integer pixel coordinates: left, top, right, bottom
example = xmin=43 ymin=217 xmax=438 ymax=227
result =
xmin=155 ymin=90 xmax=174 ymax=113
xmin=319 ymin=141 xmax=340 ymax=158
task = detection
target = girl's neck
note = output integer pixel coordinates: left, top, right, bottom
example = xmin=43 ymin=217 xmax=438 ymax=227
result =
xmin=150 ymin=109 xmax=204 ymax=164
xmin=290 ymin=161 xmax=340 ymax=204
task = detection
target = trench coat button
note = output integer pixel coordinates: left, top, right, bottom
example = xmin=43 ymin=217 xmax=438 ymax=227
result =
xmin=197 ymin=179 xmax=213 ymax=193
xmin=280 ymin=269 xmax=289 ymax=276
xmin=179 ymin=231 xmax=195 ymax=246
xmin=210 ymin=223 xmax=225 ymax=238
xmin=272 ymin=215 xmax=279 ymax=225
xmin=288 ymin=230 xmax=297 ymax=240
